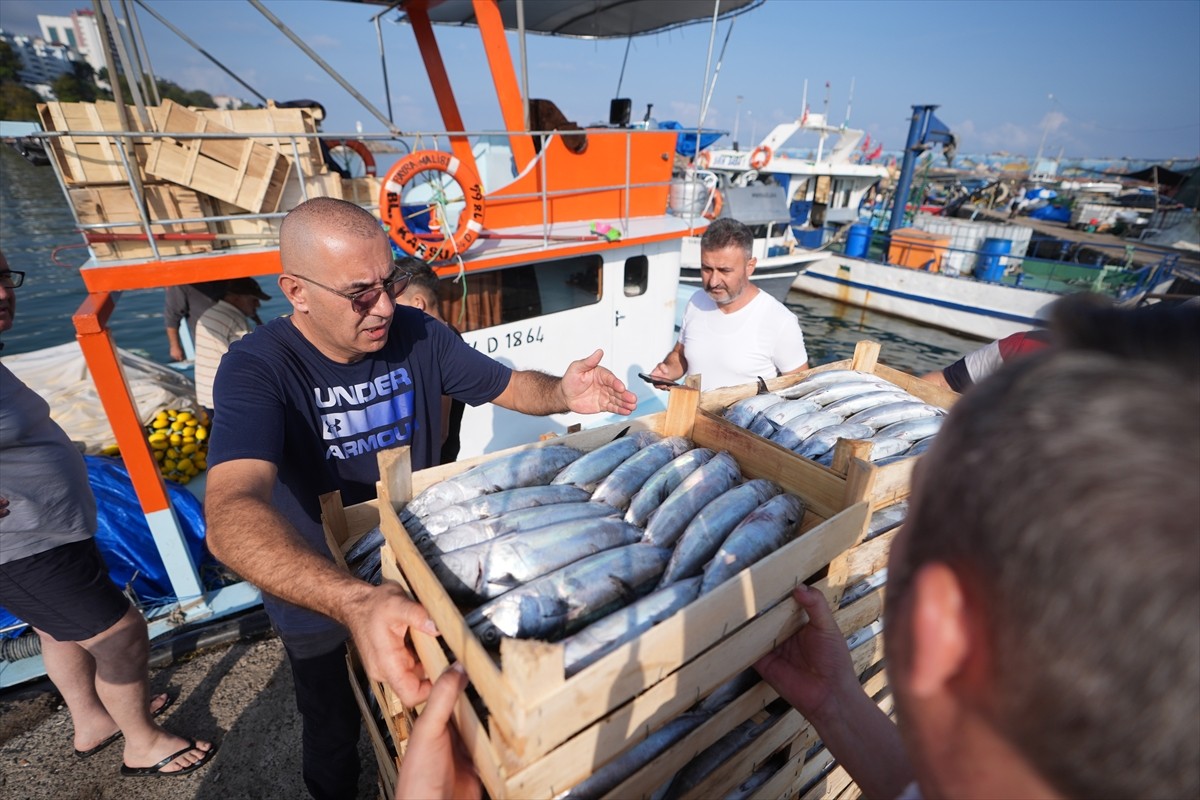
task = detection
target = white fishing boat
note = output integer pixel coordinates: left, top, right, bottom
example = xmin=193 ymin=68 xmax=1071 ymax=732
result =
xmin=4 ymin=0 xmax=764 ymax=684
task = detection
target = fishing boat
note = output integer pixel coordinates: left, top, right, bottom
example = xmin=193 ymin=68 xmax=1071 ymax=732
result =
xmin=788 ymin=105 xmax=1182 ymax=340
xmin=2 ymin=0 xmax=764 ymax=684
xmin=678 ymin=101 xmax=889 ymax=298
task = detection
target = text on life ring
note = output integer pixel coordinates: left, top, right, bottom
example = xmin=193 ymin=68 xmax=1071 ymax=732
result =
xmin=380 ymin=150 xmax=486 ymax=262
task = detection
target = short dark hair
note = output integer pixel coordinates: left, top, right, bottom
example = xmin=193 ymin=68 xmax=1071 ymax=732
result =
xmin=699 ymin=217 xmax=753 ymax=258
xmin=396 ymin=256 xmax=441 ymax=305
xmin=893 ymin=335 xmax=1200 ymax=798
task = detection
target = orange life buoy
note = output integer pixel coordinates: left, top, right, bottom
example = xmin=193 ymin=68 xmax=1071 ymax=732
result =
xmin=704 ymin=188 xmax=723 ymax=221
xmin=695 ymin=150 xmax=712 ymax=169
xmin=749 ymin=145 xmax=772 ymax=170
xmin=322 ymin=139 xmax=377 ymax=176
xmin=380 ymin=150 xmax=486 ymax=262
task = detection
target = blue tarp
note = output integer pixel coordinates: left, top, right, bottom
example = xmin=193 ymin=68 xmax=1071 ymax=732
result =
xmin=659 ymin=121 xmax=727 ymax=158
xmin=1030 ymin=204 xmax=1072 ymax=222
xmin=0 ymin=456 xmax=215 ymax=637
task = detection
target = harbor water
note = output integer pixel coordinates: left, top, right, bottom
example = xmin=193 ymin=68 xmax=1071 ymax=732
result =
xmin=0 ymin=146 xmax=980 ymax=375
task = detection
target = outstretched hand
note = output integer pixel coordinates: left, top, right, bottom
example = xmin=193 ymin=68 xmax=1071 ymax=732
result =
xmin=395 ymin=664 xmax=481 ymax=800
xmin=345 ymin=583 xmax=439 ymax=708
xmin=561 ymin=349 xmax=638 ymax=416
xmin=754 ymin=584 xmax=861 ymax=725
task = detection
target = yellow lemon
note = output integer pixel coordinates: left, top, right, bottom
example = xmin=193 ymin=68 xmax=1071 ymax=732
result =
xmin=153 ymin=449 xmax=165 ymax=461
xmin=100 ymin=444 xmax=121 ymax=457
xmin=150 ymin=438 xmax=169 ymax=451
xmin=176 ymin=474 xmax=191 ymax=485
xmin=173 ymin=420 xmax=188 ymax=432
xmin=183 ymin=425 xmax=197 ymax=438
xmin=148 ymin=431 xmax=167 ymax=442
xmin=181 ymin=443 xmax=198 ymax=455
xmin=182 ymin=436 xmax=196 ymax=445
xmin=168 ymin=433 xmax=182 ymax=445
xmin=177 ymin=411 xmax=193 ymax=423
xmin=194 ymin=427 xmax=208 ymax=441
xmin=176 ymin=458 xmax=194 ymax=472
xmin=152 ymin=417 xmax=169 ymax=430
xmin=163 ymin=459 xmax=177 ymax=471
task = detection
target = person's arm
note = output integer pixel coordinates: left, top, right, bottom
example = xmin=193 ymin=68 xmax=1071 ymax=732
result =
xmin=205 ymin=458 xmax=437 ymax=706
xmin=165 ymin=325 xmax=185 ymax=362
xmin=394 ymin=663 xmax=481 ymax=800
xmin=782 ymin=361 xmax=810 ymax=376
xmin=649 ymin=341 xmax=688 ymax=382
xmin=755 ymin=585 xmax=913 ymax=800
xmin=164 ymin=287 xmax=187 ymax=361
xmin=492 ymin=349 xmax=637 ymax=416
xmin=920 ymin=369 xmax=953 ymax=390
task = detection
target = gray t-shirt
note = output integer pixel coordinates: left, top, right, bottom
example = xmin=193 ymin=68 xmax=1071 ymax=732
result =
xmin=0 ymin=363 xmax=96 ymax=564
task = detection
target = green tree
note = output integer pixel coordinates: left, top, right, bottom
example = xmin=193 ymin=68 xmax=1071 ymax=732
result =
xmin=51 ymin=61 xmax=99 ymax=102
xmin=0 ymin=41 xmax=23 ymax=82
xmin=0 ymin=80 xmax=41 ymax=120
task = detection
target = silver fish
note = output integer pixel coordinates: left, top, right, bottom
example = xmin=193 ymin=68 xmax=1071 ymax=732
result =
xmin=865 ymin=501 xmax=908 ymax=540
xmin=625 ymin=448 xmax=716 ymax=527
xmin=792 ymin=422 xmax=876 ymax=459
xmin=643 ymin=452 xmax=742 ymax=548
xmin=421 ymin=501 xmax=617 ymax=554
xmin=429 ymin=517 xmax=643 ymax=603
xmin=846 ymin=618 xmax=885 ymax=650
xmin=762 ymin=397 xmax=825 ymax=426
xmin=405 ymin=445 xmax=583 ymax=518
xmin=723 ymin=755 xmax=788 ymax=800
xmin=873 ymin=435 xmax=936 ymax=466
xmin=845 ymin=401 xmax=945 ymax=430
xmin=343 ymin=525 xmax=384 ymax=565
xmin=591 ymin=436 xmax=693 ymax=511
xmin=659 ymin=479 xmax=782 ymax=586
xmin=776 ymin=369 xmax=889 ymax=399
xmin=801 ymin=379 xmax=900 ymax=407
xmin=550 ymin=431 xmax=660 ymax=490
xmin=867 ymin=436 xmax=913 ymax=462
xmin=562 ymin=576 xmax=702 ymax=676
xmin=723 ymin=393 xmax=786 ymax=428
xmin=876 ymin=415 xmax=944 ymax=442
xmin=466 ymin=544 xmax=671 ymax=646
xmin=700 ymin=493 xmax=805 ymax=594
xmin=747 ymin=411 xmax=780 ymax=438
xmin=768 ymin=410 xmax=846 ymax=451
xmin=659 ymin=708 xmax=789 ymax=800
xmin=822 ymin=389 xmax=917 ymax=419
xmin=350 ymin=547 xmax=382 ymax=583
xmin=840 ymin=567 xmax=889 ymax=607
xmin=415 ymin=485 xmax=591 ymax=538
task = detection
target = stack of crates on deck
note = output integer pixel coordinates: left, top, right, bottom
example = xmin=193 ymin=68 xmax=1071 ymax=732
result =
xmin=326 ymin=341 xmax=958 ymax=800
xmin=911 ymin=214 xmax=1032 ymax=276
xmin=37 ymin=98 xmax=358 ymax=260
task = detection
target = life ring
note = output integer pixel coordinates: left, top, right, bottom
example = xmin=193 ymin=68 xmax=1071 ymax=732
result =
xmin=704 ymin=188 xmax=723 ymax=221
xmin=749 ymin=145 xmax=772 ymax=170
xmin=322 ymin=139 xmax=376 ymax=176
xmin=380 ymin=150 xmax=486 ymax=262
xmin=695 ymin=150 xmax=712 ymax=169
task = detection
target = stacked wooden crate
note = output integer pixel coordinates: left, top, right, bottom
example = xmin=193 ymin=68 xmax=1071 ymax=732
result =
xmin=326 ymin=341 xmax=943 ymax=799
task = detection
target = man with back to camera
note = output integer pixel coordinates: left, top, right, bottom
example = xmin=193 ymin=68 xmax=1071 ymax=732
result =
xmin=392 ymin=257 xmax=465 ymax=464
xmin=192 ymin=276 xmax=270 ymax=420
xmin=202 ymin=197 xmax=637 ymax=799
xmin=649 ymin=217 xmax=808 ymax=390
xmin=163 ymin=280 xmax=227 ymax=362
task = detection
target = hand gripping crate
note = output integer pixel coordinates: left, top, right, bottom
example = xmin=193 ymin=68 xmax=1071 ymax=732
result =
xmin=696 ymin=340 xmax=959 ymax=515
xmin=369 ymin=385 xmax=902 ymax=799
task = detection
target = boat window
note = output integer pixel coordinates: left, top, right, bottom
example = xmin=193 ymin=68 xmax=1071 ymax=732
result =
xmin=438 ymin=254 xmax=603 ymax=333
xmin=624 ymin=255 xmax=649 ymax=297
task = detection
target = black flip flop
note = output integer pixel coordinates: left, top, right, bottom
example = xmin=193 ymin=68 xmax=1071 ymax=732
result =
xmin=121 ymin=739 xmax=217 ymax=777
xmin=74 ymin=691 xmax=176 ymax=758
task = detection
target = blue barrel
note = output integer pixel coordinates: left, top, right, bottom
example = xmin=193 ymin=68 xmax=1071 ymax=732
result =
xmin=790 ymin=200 xmax=813 ymax=226
xmin=976 ymin=237 xmax=1012 ymax=282
xmin=845 ymin=223 xmax=872 ymax=258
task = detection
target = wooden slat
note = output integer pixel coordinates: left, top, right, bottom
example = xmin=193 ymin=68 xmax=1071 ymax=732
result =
xmin=840 ymin=528 xmax=898 ymax=587
xmin=848 ymin=341 xmax=881 ymax=372
xmin=346 ymin=651 xmax=398 ymax=799
xmin=679 ymin=708 xmax=805 ymax=800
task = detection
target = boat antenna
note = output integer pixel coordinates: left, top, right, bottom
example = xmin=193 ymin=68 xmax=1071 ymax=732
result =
xmin=517 ymin=0 xmax=530 ymax=130
xmin=800 ymin=79 xmax=808 ymax=122
xmin=615 ymin=35 xmax=633 ymax=98
xmin=823 ymin=80 xmax=831 ymax=121
xmin=248 ymin=0 xmax=403 ymax=134
xmin=133 ymin=0 xmax=268 ymax=104
xmin=844 ymin=77 xmax=855 ymax=129
xmin=368 ymin=2 xmax=402 ymax=124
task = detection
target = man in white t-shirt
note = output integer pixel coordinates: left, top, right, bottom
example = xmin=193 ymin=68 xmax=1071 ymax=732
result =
xmin=193 ymin=277 xmax=269 ymax=417
xmin=649 ymin=218 xmax=808 ymax=390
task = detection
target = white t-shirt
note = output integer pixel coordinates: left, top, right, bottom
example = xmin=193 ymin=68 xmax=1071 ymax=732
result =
xmin=194 ymin=299 xmax=252 ymax=409
xmin=679 ymin=289 xmax=807 ymax=390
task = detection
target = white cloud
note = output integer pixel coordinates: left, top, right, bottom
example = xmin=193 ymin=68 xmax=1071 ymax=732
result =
xmin=1041 ymin=109 xmax=1068 ymax=132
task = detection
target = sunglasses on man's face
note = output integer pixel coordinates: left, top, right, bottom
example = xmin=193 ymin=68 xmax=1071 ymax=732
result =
xmin=293 ymin=266 xmax=412 ymax=312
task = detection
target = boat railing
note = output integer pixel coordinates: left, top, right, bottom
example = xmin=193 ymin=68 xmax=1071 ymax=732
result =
xmin=840 ymin=227 xmax=1177 ymax=299
xmin=33 ymin=124 xmax=687 ymax=265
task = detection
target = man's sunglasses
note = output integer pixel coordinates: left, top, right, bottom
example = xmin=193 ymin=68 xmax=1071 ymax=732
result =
xmin=292 ymin=266 xmax=412 ymax=312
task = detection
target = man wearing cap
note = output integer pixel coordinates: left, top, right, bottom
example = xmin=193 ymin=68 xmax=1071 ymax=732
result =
xmin=193 ymin=277 xmax=270 ymax=419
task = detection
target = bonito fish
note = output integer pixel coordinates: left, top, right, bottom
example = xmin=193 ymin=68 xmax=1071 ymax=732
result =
xmin=562 ymin=576 xmax=702 ymax=676
xmin=700 ymin=493 xmax=805 ymax=594
xmin=419 ymin=501 xmax=616 ymax=554
xmin=800 ymin=379 xmax=899 ymax=407
xmin=591 ymin=436 xmax=693 ymax=511
xmin=723 ymin=393 xmax=786 ymax=428
xmin=845 ymin=401 xmax=944 ymax=430
xmin=625 ymin=448 xmax=716 ymax=527
xmin=429 ymin=517 xmax=643 ymax=603
xmin=659 ymin=479 xmax=782 ymax=586
xmin=768 ymin=410 xmax=846 ymax=451
xmin=551 ymin=431 xmax=660 ymax=490
xmin=761 ymin=397 xmax=824 ymax=427
xmin=876 ymin=415 xmax=944 ymax=442
xmin=792 ymin=423 xmax=875 ymax=459
xmin=777 ymin=369 xmax=890 ymax=399
xmin=413 ymin=485 xmax=591 ymax=538
xmin=404 ymin=445 xmax=583 ymax=519
xmin=643 ymin=452 xmax=742 ymax=548
xmin=822 ymin=389 xmax=916 ymax=418
xmin=867 ymin=436 xmax=912 ymax=462
xmin=465 ymin=544 xmax=671 ymax=646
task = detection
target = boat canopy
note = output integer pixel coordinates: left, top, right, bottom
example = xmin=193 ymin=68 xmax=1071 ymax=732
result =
xmin=353 ymin=0 xmax=763 ymax=38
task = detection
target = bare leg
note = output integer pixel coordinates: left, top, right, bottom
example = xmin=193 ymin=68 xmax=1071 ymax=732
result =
xmin=35 ymin=629 xmax=117 ymax=751
xmin=77 ymin=606 xmax=212 ymax=771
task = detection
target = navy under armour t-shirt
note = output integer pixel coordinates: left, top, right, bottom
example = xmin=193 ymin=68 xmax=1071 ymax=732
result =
xmin=208 ymin=305 xmax=511 ymax=655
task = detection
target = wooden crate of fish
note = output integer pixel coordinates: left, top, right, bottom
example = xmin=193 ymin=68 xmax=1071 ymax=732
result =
xmin=698 ymin=340 xmax=959 ymax=514
xmin=364 ymin=387 xmax=904 ymax=798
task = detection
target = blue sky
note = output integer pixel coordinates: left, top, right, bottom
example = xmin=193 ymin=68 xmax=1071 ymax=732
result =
xmin=3 ymin=0 xmax=1198 ymax=159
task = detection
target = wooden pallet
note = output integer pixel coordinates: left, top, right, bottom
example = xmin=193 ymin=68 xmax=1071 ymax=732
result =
xmin=193 ymin=103 xmax=324 ymax=176
xmin=69 ymin=183 xmax=214 ymax=260
xmin=37 ymin=101 xmax=153 ymax=184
